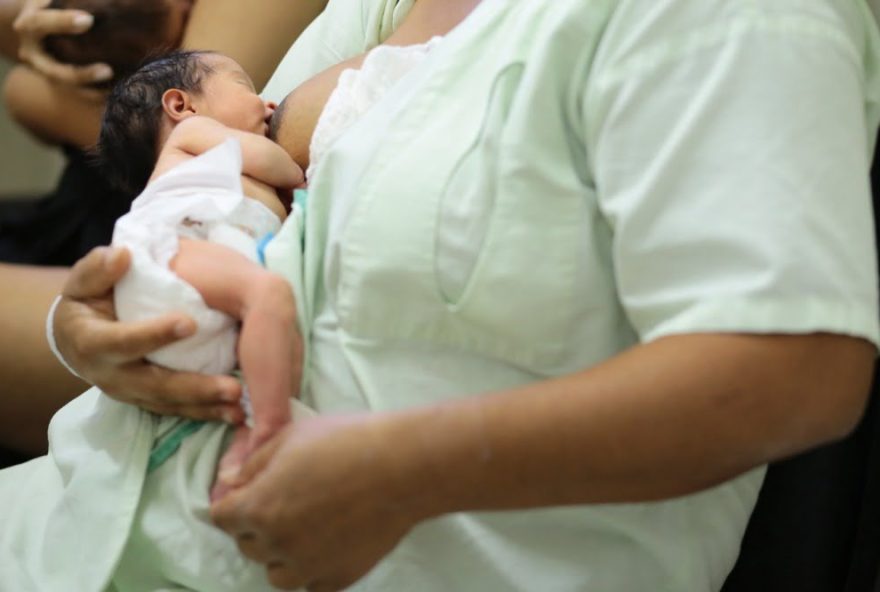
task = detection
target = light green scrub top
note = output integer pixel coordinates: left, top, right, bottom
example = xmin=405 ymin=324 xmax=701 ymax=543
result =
xmin=264 ymin=0 xmax=880 ymax=590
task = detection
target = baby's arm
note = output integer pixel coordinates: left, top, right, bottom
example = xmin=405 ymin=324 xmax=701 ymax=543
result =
xmin=170 ymin=237 xmax=298 ymax=450
xmin=162 ymin=115 xmax=303 ymax=190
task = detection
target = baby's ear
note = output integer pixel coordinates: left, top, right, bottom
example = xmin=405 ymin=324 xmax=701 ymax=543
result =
xmin=161 ymin=89 xmax=195 ymax=122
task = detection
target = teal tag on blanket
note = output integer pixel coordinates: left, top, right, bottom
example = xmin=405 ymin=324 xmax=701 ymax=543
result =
xmin=145 ymin=373 xmax=247 ymax=473
xmin=256 ymin=232 xmax=275 ymax=267
xmin=147 ymin=419 xmax=206 ymax=474
xmin=294 ymin=188 xmax=308 ymax=211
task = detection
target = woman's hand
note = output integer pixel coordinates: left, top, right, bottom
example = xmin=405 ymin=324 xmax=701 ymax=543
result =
xmin=13 ymin=0 xmax=112 ymax=85
xmin=54 ymin=246 xmax=245 ymax=422
xmin=211 ymin=414 xmax=424 ymax=591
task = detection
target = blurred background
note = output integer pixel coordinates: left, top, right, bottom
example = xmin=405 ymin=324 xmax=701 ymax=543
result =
xmin=0 ymin=58 xmax=64 ymax=200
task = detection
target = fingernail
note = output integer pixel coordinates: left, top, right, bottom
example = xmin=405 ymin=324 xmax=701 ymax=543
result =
xmin=93 ymin=64 xmax=113 ymax=81
xmin=223 ymin=410 xmax=239 ymax=424
xmin=103 ymin=248 xmax=120 ymax=269
xmin=218 ymin=465 xmax=240 ymax=484
xmin=173 ymin=320 xmax=194 ymax=338
xmin=73 ymin=13 xmax=93 ymax=29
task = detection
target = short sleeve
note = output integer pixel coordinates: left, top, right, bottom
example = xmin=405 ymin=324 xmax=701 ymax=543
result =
xmin=586 ymin=11 xmax=880 ymax=346
xmin=261 ymin=0 xmax=415 ymax=102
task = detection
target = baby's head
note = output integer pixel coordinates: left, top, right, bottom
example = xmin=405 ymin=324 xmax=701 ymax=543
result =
xmin=44 ymin=0 xmax=192 ymax=85
xmin=97 ymin=50 xmax=273 ymax=197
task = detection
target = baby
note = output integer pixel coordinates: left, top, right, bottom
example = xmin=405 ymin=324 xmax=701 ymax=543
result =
xmin=44 ymin=0 xmax=193 ymax=85
xmin=96 ymin=49 xmax=303 ymax=476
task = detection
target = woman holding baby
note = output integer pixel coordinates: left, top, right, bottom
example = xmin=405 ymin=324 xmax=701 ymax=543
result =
xmin=4 ymin=0 xmax=880 ymax=590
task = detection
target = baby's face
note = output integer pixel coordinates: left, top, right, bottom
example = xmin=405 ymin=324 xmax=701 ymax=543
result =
xmin=191 ymin=54 xmax=276 ymax=136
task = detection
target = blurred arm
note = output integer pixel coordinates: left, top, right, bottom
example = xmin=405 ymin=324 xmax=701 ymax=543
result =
xmin=3 ymin=63 xmax=104 ymax=147
xmin=0 ymin=0 xmax=24 ymax=60
xmin=0 ymin=263 xmax=86 ymax=455
xmin=181 ymin=0 xmax=328 ymax=90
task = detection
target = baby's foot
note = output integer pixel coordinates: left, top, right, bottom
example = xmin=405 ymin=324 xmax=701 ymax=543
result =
xmin=210 ymin=424 xmax=251 ymax=502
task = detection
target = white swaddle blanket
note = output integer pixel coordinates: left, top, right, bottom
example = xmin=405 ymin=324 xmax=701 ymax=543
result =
xmin=113 ymin=138 xmax=281 ymax=375
xmin=0 ymin=138 xmax=310 ymax=592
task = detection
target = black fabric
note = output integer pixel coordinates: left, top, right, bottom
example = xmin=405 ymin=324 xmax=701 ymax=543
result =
xmin=848 ymin=379 xmax=880 ymax=591
xmin=722 ymin=134 xmax=880 ymax=592
xmin=0 ymin=447 xmax=30 ymax=470
xmin=0 ymin=146 xmax=132 ymax=266
xmin=722 ymin=388 xmax=879 ymax=592
xmin=0 ymin=148 xmax=131 ymax=471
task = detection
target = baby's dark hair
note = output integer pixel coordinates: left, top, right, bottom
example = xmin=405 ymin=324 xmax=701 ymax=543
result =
xmin=95 ymin=50 xmax=215 ymax=198
xmin=44 ymin=0 xmax=180 ymax=85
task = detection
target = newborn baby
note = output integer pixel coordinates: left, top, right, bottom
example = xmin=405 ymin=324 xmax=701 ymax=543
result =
xmin=97 ymin=49 xmax=304 ymax=470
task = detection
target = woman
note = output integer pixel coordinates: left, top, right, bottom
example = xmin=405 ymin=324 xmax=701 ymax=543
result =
xmin=39 ymin=0 xmax=880 ymax=589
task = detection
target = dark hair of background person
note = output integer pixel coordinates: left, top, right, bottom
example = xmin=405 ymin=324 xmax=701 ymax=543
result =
xmin=94 ymin=50 xmax=214 ymax=199
xmin=44 ymin=0 xmax=180 ymax=85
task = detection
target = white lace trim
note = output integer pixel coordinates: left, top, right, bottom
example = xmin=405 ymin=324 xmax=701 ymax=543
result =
xmin=307 ymin=37 xmax=443 ymax=180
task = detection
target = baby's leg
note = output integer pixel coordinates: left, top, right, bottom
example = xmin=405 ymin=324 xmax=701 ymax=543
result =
xmin=168 ymin=238 xmax=299 ymax=454
xmin=235 ymin=273 xmax=299 ymax=454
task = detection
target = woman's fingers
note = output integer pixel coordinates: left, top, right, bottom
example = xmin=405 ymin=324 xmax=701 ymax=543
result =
xmin=108 ymin=364 xmax=243 ymax=416
xmin=232 ymin=427 xmax=289 ymax=486
xmin=14 ymin=7 xmax=93 ymax=35
xmin=13 ymin=5 xmax=115 ymax=85
xmin=213 ymin=426 xmax=252 ymax=495
xmin=64 ymin=247 xmax=130 ymax=299
xmin=53 ymin=246 xmax=249 ymax=424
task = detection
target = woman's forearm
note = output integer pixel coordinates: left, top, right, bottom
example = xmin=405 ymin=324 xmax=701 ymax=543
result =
xmin=392 ymin=332 xmax=874 ymax=518
xmin=182 ymin=0 xmax=328 ymax=91
xmin=0 ymin=263 xmax=86 ymax=455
